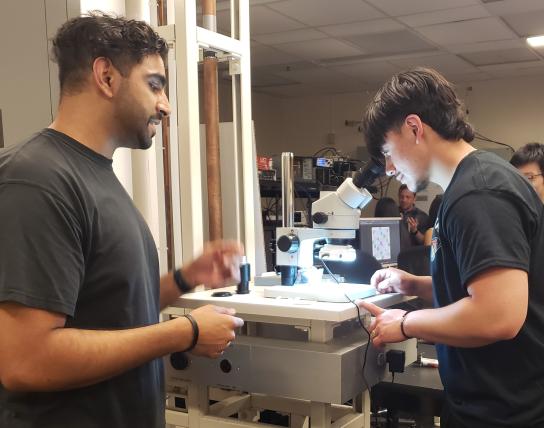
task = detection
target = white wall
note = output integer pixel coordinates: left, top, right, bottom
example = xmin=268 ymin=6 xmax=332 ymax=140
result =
xmin=253 ymin=75 xmax=544 ymax=158
xmin=0 ymin=1 xmax=53 ymax=147
xmin=251 ymin=75 xmax=544 ymax=214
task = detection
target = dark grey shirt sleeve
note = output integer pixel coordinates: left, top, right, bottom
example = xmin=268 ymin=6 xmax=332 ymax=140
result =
xmin=444 ymin=191 xmax=531 ymax=286
xmin=0 ymin=182 xmax=84 ymax=316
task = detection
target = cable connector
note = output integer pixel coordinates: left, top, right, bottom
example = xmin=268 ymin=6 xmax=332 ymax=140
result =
xmin=386 ymin=349 xmax=405 ymax=374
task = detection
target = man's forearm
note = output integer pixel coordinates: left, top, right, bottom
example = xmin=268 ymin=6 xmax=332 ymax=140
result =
xmin=411 ymin=275 xmax=433 ymax=302
xmin=160 ymin=271 xmax=182 ymax=309
xmin=6 ymin=317 xmax=191 ymax=392
xmin=403 ymin=298 xmax=517 ymax=347
xmin=413 ymin=230 xmax=425 ymax=244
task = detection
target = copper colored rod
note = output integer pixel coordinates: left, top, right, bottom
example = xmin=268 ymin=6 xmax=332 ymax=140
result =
xmin=203 ymin=53 xmax=222 ymax=240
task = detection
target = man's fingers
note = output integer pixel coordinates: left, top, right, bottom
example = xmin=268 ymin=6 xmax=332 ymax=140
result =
xmin=377 ymin=278 xmax=394 ymax=293
xmin=370 ymin=269 xmax=389 ymax=289
xmin=357 ymin=300 xmax=385 ymax=316
xmin=214 ymin=306 xmax=236 ymax=316
xmin=231 ymin=316 xmax=244 ymax=328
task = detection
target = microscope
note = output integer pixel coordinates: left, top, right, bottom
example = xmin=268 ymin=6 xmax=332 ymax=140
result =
xmin=273 ymin=155 xmax=384 ymax=290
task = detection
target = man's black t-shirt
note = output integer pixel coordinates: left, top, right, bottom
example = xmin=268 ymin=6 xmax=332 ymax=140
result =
xmin=431 ymin=150 xmax=544 ymax=427
xmin=401 ymin=206 xmax=429 ymax=248
xmin=0 ymin=129 xmax=164 ymax=428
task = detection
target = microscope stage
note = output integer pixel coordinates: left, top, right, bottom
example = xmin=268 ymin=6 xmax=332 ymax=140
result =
xmin=263 ymin=283 xmax=376 ymax=303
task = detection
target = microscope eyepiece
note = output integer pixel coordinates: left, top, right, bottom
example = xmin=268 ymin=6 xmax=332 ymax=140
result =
xmin=352 ymin=158 xmax=385 ymax=189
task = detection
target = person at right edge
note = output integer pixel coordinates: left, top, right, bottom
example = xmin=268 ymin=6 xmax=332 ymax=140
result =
xmin=358 ymin=67 xmax=544 ymax=428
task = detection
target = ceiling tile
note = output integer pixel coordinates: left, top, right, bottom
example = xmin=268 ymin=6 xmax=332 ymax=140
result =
xmin=254 ymin=61 xmax=318 ymax=74
xmin=249 ymin=6 xmax=306 ymax=35
xmin=251 ymin=45 xmax=302 ymax=66
xmin=345 ymin=30 xmax=437 ymax=57
xmin=253 ymin=28 xmax=327 ymax=45
xmin=274 ymin=38 xmax=364 ymax=60
xmin=268 ymin=0 xmax=384 ymax=26
xmin=398 ymin=5 xmax=490 ymax=27
xmin=446 ymin=38 xmax=527 ymax=53
xmin=390 ymin=53 xmax=477 ymax=74
xmin=318 ymin=19 xmax=405 ymax=37
xmin=502 ymin=10 xmax=544 ymax=37
xmin=483 ymin=64 xmax=544 ymax=79
xmin=460 ymin=47 xmax=539 ymax=66
xmin=251 ymin=72 xmax=298 ymax=87
xmin=447 ymin=70 xmax=493 ymax=83
xmin=329 ymin=61 xmax=401 ymax=84
xmin=482 ymin=0 xmax=544 ymax=15
xmin=274 ymin=67 xmax=342 ymax=84
xmin=415 ymin=17 xmax=517 ymax=45
xmin=366 ymin=0 xmax=479 ymax=17
xmin=478 ymin=60 xmax=544 ymax=73
xmin=249 ymin=0 xmax=286 ymax=5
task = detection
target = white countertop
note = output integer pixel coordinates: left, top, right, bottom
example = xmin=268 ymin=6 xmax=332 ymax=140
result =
xmin=171 ymin=284 xmax=407 ymax=323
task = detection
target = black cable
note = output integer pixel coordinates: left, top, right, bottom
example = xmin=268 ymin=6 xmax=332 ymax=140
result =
xmin=312 ymin=146 xmax=340 ymax=157
xmin=319 ymin=256 xmax=373 ymax=400
xmin=474 ymin=131 xmax=515 ymax=153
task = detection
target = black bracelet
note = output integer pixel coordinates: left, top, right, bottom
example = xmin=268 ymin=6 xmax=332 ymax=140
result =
xmin=182 ymin=313 xmax=199 ymax=352
xmin=400 ymin=311 xmax=412 ymax=339
xmin=173 ymin=268 xmax=193 ymax=294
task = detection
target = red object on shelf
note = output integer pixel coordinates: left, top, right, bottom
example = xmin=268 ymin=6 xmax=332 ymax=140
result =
xmin=257 ymin=156 xmax=273 ymax=171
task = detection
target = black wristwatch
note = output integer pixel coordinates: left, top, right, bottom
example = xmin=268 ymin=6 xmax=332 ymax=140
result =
xmin=410 ymin=228 xmax=418 ymax=235
xmin=173 ymin=269 xmax=193 ymax=294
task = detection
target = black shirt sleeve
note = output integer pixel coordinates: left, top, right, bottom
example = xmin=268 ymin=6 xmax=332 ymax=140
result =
xmin=444 ymin=190 xmax=531 ymax=286
xmin=0 ymin=182 xmax=84 ymax=316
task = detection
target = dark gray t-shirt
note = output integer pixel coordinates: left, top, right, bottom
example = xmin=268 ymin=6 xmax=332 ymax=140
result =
xmin=0 ymin=129 xmax=164 ymax=428
xmin=431 ymin=150 xmax=544 ymax=427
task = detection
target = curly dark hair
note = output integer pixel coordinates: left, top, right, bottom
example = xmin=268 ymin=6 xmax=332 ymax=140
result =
xmin=52 ymin=12 xmax=168 ymax=93
xmin=362 ymin=67 xmax=474 ymax=158
xmin=510 ymin=143 xmax=544 ymax=175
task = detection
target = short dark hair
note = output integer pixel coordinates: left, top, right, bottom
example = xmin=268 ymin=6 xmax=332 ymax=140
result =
xmin=362 ymin=67 xmax=474 ymax=158
xmin=374 ymin=197 xmax=399 ymax=217
xmin=52 ymin=12 xmax=168 ymax=93
xmin=398 ymin=184 xmax=415 ymax=196
xmin=510 ymin=143 xmax=544 ymax=174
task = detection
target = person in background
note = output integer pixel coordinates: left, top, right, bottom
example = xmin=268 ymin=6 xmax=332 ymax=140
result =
xmin=398 ymin=184 xmax=429 ymax=246
xmin=374 ymin=196 xmax=399 ymax=217
xmin=359 ymin=67 xmax=544 ymax=428
xmin=0 ymin=13 xmax=243 ymax=428
xmin=510 ymin=142 xmax=544 ymax=202
xmin=423 ymin=194 xmax=443 ymax=246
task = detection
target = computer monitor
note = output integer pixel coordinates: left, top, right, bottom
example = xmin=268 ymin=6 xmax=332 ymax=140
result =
xmin=359 ymin=217 xmax=402 ymax=265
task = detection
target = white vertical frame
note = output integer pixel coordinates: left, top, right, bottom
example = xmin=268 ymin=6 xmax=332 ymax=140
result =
xmin=156 ymin=0 xmax=254 ymax=269
xmin=237 ymin=0 xmax=256 ymax=269
xmin=173 ymin=0 xmax=205 ymax=261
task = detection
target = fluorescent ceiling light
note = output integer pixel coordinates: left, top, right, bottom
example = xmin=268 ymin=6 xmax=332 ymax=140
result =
xmin=527 ymin=36 xmax=544 ymax=48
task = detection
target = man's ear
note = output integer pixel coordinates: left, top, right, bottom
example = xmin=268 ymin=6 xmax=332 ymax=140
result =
xmin=92 ymin=57 xmax=120 ymax=98
xmin=405 ymin=114 xmax=424 ymax=142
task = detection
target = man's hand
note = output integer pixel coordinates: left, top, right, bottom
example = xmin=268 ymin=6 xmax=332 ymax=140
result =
xmin=182 ymin=240 xmax=244 ymax=289
xmin=357 ymin=301 xmax=409 ymax=347
xmin=187 ymin=305 xmax=244 ymax=358
xmin=407 ymin=216 xmax=419 ymax=234
xmin=371 ymin=267 xmax=417 ymax=295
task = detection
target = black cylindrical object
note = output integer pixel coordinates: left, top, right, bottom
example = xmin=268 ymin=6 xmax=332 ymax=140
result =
xmin=237 ymin=256 xmax=250 ymax=294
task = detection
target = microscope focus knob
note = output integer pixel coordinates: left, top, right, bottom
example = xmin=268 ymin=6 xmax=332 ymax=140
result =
xmin=312 ymin=212 xmax=328 ymax=225
xmin=277 ymin=234 xmax=300 ymax=253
